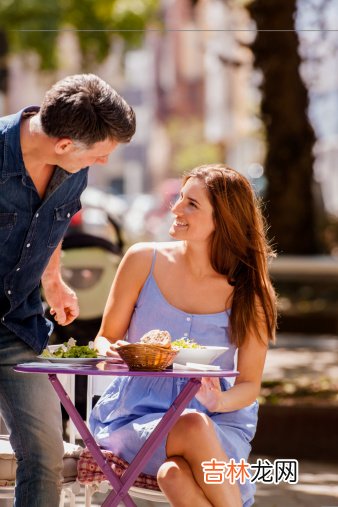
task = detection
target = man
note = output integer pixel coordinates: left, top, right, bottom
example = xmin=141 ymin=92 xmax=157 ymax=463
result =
xmin=0 ymin=73 xmax=135 ymax=506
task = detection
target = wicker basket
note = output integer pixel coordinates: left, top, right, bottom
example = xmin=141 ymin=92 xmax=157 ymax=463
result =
xmin=115 ymin=343 xmax=178 ymax=371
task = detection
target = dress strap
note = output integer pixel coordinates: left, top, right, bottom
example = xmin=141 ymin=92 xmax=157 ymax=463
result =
xmin=149 ymin=244 xmax=157 ymax=275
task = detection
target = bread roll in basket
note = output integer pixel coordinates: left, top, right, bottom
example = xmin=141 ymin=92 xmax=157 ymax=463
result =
xmin=115 ymin=329 xmax=177 ymax=371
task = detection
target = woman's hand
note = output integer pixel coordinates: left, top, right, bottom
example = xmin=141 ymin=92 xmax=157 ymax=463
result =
xmin=113 ymin=340 xmax=130 ymax=347
xmin=195 ymin=377 xmax=223 ymax=412
xmin=105 ymin=340 xmax=129 ymax=357
xmin=94 ymin=336 xmax=123 ymax=357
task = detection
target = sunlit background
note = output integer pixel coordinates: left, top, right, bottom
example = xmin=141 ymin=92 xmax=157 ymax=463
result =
xmin=1 ymin=3 xmax=338 ymax=327
xmin=1 ymin=3 xmax=338 ymax=503
xmin=2 ymin=0 xmax=338 ymax=335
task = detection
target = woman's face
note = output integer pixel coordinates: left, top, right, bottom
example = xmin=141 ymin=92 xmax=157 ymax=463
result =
xmin=169 ymin=177 xmax=215 ymax=242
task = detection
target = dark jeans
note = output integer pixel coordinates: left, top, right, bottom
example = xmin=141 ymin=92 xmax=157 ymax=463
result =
xmin=0 ymin=325 xmax=64 ymax=507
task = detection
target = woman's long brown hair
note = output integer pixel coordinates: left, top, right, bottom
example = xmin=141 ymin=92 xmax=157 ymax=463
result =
xmin=183 ymin=164 xmax=277 ymax=347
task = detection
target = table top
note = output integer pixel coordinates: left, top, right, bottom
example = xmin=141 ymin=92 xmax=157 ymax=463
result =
xmin=14 ymin=361 xmax=239 ymax=378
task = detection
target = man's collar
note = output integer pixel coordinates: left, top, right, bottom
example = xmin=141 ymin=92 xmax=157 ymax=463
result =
xmin=2 ymin=106 xmax=40 ymax=178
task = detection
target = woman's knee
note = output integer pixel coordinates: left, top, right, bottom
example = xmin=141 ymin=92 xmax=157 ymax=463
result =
xmin=157 ymin=456 xmax=189 ymax=489
xmin=178 ymin=412 xmax=213 ymax=434
xmin=168 ymin=412 xmax=214 ymax=448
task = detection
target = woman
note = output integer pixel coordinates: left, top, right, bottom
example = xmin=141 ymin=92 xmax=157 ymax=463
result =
xmin=91 ymin=164 xmax=277 ymax=507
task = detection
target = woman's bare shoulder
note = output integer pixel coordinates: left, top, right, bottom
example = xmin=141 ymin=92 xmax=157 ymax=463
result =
xmin=123 ymin=241 xmax=182 ymax=272
xmin=156 ymin=241 xmax=183 ymax=258
xmin=114 ymin=243 xmax=154 ymax=289
xmin=123 ymin=242 xmax=155 ymax=265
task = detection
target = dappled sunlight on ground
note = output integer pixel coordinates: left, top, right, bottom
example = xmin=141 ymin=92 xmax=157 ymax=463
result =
xmin=264 ymin=334 xmax=338 ymax=382
xmin=253 ymin=457 xmax=338 ymax=507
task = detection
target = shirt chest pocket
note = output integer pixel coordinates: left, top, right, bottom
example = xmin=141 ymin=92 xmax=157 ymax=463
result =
xmin=0 ymin=212 xmax=17 ymax=246
xmin=47 ymin=199 xmax=81 ymax=248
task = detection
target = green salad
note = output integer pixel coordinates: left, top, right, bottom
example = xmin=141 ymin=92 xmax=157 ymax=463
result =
xmin=41 ymin=338 xmax=98 ymax=358
xmin=171 ymin=338 xmax=205 ymax=349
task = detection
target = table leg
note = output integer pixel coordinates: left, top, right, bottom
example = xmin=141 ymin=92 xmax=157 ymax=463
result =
xmin=49 ymin=374 xmax=136 ymax=507
xmin=101 ymin=377 xmax=202 ymax=507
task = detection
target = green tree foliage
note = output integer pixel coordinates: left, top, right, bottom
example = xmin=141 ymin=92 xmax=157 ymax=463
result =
xmin=0 ymin=0 xmax=159 ymax=69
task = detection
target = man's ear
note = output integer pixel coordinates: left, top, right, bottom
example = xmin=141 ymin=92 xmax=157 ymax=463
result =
xmin=54 ymin=138 xmax=74 ymax=155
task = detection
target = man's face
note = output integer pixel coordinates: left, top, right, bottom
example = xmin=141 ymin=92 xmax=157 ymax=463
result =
xmin=55 ymin=138 xmax=119 ymax=173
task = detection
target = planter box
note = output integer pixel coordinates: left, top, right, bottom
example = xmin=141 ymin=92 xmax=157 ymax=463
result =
xmin=252 ymin=404 xmax=338 ymax=462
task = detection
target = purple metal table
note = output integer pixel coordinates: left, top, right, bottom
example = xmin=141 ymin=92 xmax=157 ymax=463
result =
xmin=14 ymin=361 xmax=238 ymax=507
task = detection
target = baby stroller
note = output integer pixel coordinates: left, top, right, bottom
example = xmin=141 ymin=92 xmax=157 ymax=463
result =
xmin=47 ymin=206 xmax=124 ymax=418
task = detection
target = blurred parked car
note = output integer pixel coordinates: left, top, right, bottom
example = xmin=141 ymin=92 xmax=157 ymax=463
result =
xmin=42 ymin=196 xmax=125 ymax=419
xmin=47 ymin=205 xmax=124 ymax=344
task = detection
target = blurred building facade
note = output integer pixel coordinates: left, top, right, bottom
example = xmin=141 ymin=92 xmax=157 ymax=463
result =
xmin=3 ymin=0 xmax=263 ymax=198
xmin=3 ymin=0 xmax=337 ymax=219
xmin=150 ymin=0 xmax=266 ymax=190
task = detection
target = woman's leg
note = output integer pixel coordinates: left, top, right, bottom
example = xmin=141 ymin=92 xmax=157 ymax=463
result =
xmin=158 ymin=456 xmax=212 ymax=507
xmin=165 ymin=412 xmax=242 ymax=507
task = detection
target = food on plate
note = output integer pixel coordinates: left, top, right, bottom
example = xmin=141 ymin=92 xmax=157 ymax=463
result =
xmin=171 ymin=337 xmax=205 ymax=349
xmin=139 ymin=329 xmax=172 ymax=348
xmin=41 ymin=338 xmax=98 ymax=358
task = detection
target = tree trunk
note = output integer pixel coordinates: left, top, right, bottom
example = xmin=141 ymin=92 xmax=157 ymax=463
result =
xmin=247 ymin=0 xmax=322 ymax=254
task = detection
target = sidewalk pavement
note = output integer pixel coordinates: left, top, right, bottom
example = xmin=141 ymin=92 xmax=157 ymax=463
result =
xmin=254 ymin=333 xmax=338 ymax=507
xmin=253 ymin=457 xmax=338 ymax=507
xmin=67 ymin=334 xmax=338 ymax=507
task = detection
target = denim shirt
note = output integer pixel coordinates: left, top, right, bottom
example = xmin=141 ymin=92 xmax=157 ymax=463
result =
xmin=0 ymin=107 xmax=88 ymax=353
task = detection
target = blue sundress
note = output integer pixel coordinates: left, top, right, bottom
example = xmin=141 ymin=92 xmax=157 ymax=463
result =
xmin=90 ymin=249 xmax=258 ymax=506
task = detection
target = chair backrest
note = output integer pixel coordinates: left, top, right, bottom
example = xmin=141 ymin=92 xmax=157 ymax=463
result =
xmin=86 ymin=375 xmax=112 ymax=426
xmin=58 ymin=374 xmax=76 ymax=444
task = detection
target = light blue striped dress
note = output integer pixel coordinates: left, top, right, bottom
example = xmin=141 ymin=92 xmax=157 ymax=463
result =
xmin=90 ymin=249 xmax=257 ymax=506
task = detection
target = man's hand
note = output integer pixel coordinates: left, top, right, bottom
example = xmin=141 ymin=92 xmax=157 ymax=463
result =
xmin=43 ymin=277 xmax=79 ymax=326
xmin=41 ymin=242 xmax=79 ymax=325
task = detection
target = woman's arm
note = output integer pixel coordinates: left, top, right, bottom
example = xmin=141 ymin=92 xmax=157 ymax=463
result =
xmin=94 ymin=243 xmax=153 ymax=355
xmin=196 ymin=316 xmax=269 ymax=412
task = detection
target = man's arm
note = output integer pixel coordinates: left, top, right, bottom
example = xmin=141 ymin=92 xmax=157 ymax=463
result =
xmin=41 ymin=242 xmax=79 ymax=326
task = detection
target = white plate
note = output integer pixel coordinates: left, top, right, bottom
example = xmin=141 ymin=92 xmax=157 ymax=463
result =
xmin=41 ymin=345 xmax=124 ymax=364
xmin=174 ymin=346 xmax=228 ymax=366
xmin=173 ymin=362 xmax=221 ymax=371
xmin=37 ymin=355 xmax=106 ymax=364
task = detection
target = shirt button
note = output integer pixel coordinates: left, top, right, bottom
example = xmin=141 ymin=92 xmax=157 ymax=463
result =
xmin=186 ymin=317 xmax=191 ymax=322
xmin=7 ymin=290 xmax=11 ymax=295
xmin=67 ymin=213 xmax=71 ymax=218
xmin=36 ymin=213 xmax=39 ymax=218
xmin=26 ymin=243 xmax=31 ymax=248
xmin=16 ymin=268 xmax=20 ymax=271
xmin=1 ymin=317 xmax=4 ymax=322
